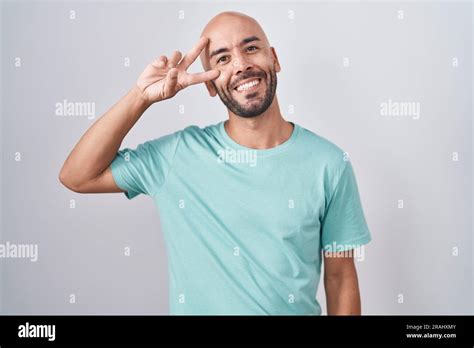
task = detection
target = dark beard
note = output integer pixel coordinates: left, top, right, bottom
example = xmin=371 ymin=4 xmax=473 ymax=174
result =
xmin=212 ymin=68 xmax=277 ymax=118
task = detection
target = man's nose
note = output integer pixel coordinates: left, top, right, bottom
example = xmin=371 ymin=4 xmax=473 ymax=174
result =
xmin=232 ymin=53 xmax=253 ymax=75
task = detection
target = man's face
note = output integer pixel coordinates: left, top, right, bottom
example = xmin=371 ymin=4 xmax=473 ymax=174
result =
xmin=202 ymin=18 xmax=281 ymax=118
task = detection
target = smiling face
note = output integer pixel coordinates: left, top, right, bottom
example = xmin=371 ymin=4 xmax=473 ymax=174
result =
xmin=200 ymin=12 xmax=281 ymax=118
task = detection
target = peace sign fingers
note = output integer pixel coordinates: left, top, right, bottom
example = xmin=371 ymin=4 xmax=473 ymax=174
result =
xmin=179 ymin=36 xmax=210 ymax=71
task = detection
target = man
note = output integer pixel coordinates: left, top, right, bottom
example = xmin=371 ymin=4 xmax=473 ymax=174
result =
xmin=59 ymin=11 xmax=372 ymax=315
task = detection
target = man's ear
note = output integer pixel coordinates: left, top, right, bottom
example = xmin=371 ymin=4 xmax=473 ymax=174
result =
xmin=204 ymin=80 xmax=218 ymax=97
xmin=270 ymin=47 xmax=281 ymax=73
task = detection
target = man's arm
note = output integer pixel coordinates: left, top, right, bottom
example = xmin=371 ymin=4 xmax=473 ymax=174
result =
xmin=323 ymin=253 xmax=362 ymax=315
xmin=58 ymin=87 xmax=150 ymax=193
xmin=58 ymin=37 xmax=219 ymax=193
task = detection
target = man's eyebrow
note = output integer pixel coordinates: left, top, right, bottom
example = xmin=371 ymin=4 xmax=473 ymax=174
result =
xmin=209 ymin=47 xmax=229 ymax=60
xmin=209 ymin=36 xmax=261 ymax=60
xmin=240 ymin=35 xmax=260 ymax=45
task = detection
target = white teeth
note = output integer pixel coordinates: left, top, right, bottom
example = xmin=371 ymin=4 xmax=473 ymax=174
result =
xmin=236 ymin=79 xmax=260 ymax=92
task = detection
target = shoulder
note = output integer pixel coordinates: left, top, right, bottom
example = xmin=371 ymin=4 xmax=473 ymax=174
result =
xmin=180 ymin=123 xmax=220 ymax=138
xmin=142 ymin=128 xmax=183 ymax=157
xmin=144 ymin=123 xmax=220 ymax=149
xmin=297 ymin=125 xmax=349 ymax=174
xmin=173 ymin=123 xmax=221 ymax=146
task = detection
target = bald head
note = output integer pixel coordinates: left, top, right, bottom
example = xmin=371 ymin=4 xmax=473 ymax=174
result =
xmin=198 ymin=11 xmax=281 ymax=118
xmin=199 ymin=11 xmax=271 ymax=71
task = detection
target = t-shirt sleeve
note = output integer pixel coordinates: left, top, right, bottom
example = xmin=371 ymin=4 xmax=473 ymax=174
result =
xmin=321 ymin=159 xmax=372 ymax=252
xmin=110 ymin=131 xmax=181 ymax=200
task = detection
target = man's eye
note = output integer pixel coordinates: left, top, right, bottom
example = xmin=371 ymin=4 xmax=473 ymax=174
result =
xmin=247 ymin=46 xmax=258 ymax=52
xmin=217 ymin=56 xmax=229 ymax=64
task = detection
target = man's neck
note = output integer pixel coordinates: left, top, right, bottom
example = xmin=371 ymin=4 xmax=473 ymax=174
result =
xmin=225 ymin=96 xmax=294 ymax=150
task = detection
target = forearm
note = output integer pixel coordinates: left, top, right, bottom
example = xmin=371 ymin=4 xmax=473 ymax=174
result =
xmin=59 ymin=86 xmax=150 ymax=187
xmin=324 ymin=274 xmax=361 ymax=315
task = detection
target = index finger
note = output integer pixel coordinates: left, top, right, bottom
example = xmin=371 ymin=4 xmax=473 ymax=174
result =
xmin=179 ymin=36 xmax=209 ymax=70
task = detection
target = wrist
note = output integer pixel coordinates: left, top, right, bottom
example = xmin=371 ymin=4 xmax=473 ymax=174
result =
xmin=131 ymin=85 xmax=153 ymax=109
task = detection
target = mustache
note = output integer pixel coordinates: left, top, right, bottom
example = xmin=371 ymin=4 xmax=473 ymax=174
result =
xmin=230 ymin=71 xmax=266 ymax=89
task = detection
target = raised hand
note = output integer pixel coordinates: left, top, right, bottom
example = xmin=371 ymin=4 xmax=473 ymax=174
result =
xmin=136 ymin=37 xmax=220 ymax=104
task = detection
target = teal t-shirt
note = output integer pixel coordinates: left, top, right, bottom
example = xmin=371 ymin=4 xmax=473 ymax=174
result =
xmin=110 ymin=121 xmax=371 ymax=315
